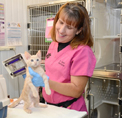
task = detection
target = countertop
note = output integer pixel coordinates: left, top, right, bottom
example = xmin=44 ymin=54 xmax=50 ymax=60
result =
xmin=7 ymin=101 xmax=87 ymax=118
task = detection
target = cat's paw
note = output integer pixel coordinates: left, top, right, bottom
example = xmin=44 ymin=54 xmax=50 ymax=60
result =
xmin=24 ymin=109 xmax=32 ymax=114
xmin=45 ymin=88 xmax=51 ymax=95
xmin=39 ymin=103 xmax=48 ymax=108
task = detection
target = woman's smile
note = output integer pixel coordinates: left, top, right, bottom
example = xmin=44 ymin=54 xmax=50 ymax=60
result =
xmin=58 ymin=32 xmax=66 ymax=38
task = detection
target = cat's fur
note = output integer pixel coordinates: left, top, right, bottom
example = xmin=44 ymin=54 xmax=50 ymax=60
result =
xmin=9 ymin=50 xmax=51 ymax=113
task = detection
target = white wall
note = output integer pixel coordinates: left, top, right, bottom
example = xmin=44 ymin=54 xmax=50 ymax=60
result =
xmin=0 ymin=0 xmax=59 ymax=98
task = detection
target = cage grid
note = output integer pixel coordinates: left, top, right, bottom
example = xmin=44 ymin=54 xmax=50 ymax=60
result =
xmin=89 ymin=77 xmax=122 ymax=118
xmin=27 ymin=0 xmax=85 ymax=60
xmin=90 ymin=78 xmax=120 ymax=107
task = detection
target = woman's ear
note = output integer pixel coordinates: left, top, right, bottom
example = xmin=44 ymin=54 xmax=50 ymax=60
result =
xmin=76 ymin=27 xmax=83 ymax=35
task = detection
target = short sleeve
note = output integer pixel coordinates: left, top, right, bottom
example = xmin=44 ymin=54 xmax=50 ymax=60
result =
xmin=70 ymin=46 xmax=96 ymax=77
xmin=48 ymin=41 xmax=57 ymax=50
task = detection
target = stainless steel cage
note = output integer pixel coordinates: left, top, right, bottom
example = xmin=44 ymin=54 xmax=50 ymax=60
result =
xmin=27 ymin=0 xmax=85 ymax=60
xmin=87 ymin=77 xmax=122 ymax=118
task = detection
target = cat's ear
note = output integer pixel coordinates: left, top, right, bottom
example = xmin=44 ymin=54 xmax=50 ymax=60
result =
xmin=24 ymin=51 xmax=31 ymax=60
xmin=36 ymin=50 xmax=41 ymax=59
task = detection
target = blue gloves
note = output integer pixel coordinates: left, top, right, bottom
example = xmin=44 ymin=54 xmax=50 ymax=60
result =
xmin=29 ymin=67 xmax=46 ymax=87
xmin=22 ymin=74 xmax=26 ymax=79
xmin=22 ymin=67 xmax=49 ymax=87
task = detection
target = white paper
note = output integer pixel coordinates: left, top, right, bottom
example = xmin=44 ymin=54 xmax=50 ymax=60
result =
xmin=7 ymin=22 xmax=22 ymax=46
xmin=0 ymin=3 xmax=4 ymax=20
xmin=47 ymin=20 xmax=53 ymax=27
xmin=46 ymin=38 xmax=52 ymax=41
xmin=0 ymin=21 xmax=5 ymax=46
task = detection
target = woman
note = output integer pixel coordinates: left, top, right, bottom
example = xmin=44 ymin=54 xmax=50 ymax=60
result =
xmin=29 ymin=2 xmax=96 ymax=112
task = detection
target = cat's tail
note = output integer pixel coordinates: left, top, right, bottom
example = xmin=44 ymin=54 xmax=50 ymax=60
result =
xmin=8 ymin=97 xmax=22 ymax=108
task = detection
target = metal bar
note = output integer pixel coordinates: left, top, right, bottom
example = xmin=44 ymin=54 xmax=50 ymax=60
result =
xmin=118 ymin=80 xmax=122 ymax=118
xmin=93 ymin=76 xmax=121 ymax=81
xmin=120 ymin=9 xmax=122 ymax=72
xmin=88 ymin=78 xmax=91 ymax=118
xmin=28 ymin=0 xmax=85 ymax=8
xmin=90 ymin=17 xmax=96 ymax=53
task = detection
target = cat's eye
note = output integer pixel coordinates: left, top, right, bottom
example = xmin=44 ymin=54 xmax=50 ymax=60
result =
xmin=37 ymin=59 xmax=39 ymax=61
xmin=31 ymin=59 xmax=33 ymax=62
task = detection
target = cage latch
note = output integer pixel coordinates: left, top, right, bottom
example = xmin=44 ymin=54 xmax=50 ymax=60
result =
xmin=118 ymin=97 xmax=122 ymax=105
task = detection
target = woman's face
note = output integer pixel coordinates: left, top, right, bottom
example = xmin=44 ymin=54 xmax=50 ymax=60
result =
xmin=55 ymin=15 xmax=79 ymax=43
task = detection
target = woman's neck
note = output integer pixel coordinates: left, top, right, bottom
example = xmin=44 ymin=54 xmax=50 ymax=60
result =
xmin=58 ymin=41 xmax=70 ymax=52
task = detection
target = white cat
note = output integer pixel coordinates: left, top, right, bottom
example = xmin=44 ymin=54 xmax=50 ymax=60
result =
xmin=9 ymin=50 xmax=51 ymax=113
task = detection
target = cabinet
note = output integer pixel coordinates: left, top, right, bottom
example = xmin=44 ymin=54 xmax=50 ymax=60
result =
xmin=87 ymin=0 xmax=122 ymax=118
xmin=88 ymin=77 xmax=122 ymax=118
xmin=89 ymin=0 xmax=121 ymax=68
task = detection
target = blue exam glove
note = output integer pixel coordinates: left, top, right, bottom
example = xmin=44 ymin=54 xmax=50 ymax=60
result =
xmin=28 ymin=67 xmax=49 ymax=87
xmin=22 ymin=74 xmax=26 ymax=79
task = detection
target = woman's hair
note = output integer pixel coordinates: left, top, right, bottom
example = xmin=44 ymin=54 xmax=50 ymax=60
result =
xmin=50 ymin=2 xmax=93 ymax=48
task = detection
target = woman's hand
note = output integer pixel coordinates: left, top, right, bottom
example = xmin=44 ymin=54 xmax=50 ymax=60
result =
xmin=22 ymin=74 xmax=26 ymax=79
xmin=28 ymin=67 xmax=45 ymax=87
xmin=22 ymin=67 xmax=49 ymax=87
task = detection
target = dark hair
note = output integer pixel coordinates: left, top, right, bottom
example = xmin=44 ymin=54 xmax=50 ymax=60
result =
xmin=50 ymin=2 xmax=93 ymax=48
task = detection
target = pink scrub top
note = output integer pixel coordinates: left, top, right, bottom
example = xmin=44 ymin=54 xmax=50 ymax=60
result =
xmin=42 ymin=41 xmax=96 ymax=112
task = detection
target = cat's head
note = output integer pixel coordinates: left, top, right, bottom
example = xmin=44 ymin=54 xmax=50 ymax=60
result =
xmin=24 ymin=50 xmax=41 ymax=68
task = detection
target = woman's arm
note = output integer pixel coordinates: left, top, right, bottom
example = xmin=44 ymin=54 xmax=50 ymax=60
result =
xmin=49 ymin=76 xmax=89 ymax=98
